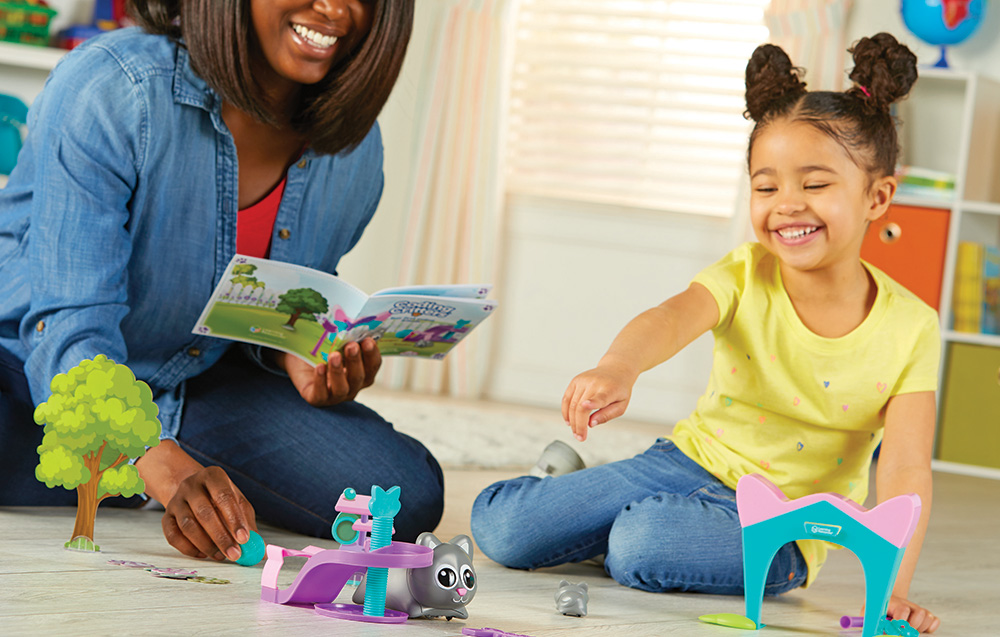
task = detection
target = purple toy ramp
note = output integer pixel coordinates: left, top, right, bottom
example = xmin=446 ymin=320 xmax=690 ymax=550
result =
xmin=260 ymin=542 xmax=433 ymax=606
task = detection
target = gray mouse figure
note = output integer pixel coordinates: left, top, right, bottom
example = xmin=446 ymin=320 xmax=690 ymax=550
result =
xmin=353 ymin=532 xmax=477 ymax=619
xmin=555 ymin=580 xmax=588 ymax=617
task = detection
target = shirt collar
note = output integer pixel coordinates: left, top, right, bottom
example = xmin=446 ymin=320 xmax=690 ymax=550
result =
xmin=172 ymin=43 xmax=218 ymax=113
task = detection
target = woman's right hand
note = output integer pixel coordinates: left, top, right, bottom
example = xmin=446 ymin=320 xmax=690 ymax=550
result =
xmin=136 ymin=440 xmax=256 ymax=561
xmin=162 ymin=466 xmax=257 ymax=561
xmin=561 ymin=362 xmax=638 ymax=442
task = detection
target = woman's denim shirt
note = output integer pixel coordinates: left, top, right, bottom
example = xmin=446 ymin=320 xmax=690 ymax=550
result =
xmin=0 ymin=28 xmax=384 ymax=439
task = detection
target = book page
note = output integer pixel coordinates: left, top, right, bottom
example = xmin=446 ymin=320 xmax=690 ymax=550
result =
xmin=192 ymin=255 xmax=370 ymax=365
xmin=328 ymin=294 xmax=498 ymax=360
xmin=371 ymin=284 xmax=492 ymax=299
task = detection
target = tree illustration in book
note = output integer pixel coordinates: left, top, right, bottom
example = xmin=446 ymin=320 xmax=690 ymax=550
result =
xmin=277 ymin=288 xmax=329 ymax=330
xmin=33 ymin=355 xmax=161 ymax=551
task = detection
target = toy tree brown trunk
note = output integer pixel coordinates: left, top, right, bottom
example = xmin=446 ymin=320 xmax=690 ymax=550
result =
xmin=71 ymin=475 xmax=99 ymax=541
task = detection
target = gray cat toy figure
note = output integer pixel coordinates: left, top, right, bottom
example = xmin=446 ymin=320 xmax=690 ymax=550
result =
xmin=353 ymin=532 xmax=477 ymax=619
xmin=555 ymin=580 xmax=588 ymax=617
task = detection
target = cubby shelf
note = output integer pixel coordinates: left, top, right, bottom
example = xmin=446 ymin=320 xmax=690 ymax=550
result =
xmin=905 ymin=70 xmax=1000 ymax=472
xmin=0 ymin=41 xmax=65 ymax=71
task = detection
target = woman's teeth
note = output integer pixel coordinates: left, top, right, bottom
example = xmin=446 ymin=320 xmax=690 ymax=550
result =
xmin=777 ymin=226 xmax=819 ymax=239
xmin=293 ymin=24 xmax=338 ymax=49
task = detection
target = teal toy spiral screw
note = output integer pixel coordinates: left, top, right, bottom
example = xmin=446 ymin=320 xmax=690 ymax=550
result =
xmin=362 ymin=485 xmax=401 ymax=617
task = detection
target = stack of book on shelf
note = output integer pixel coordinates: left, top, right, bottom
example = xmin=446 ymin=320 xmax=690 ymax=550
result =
xmin=952 ymin=241 xmax=1000 ymax=335
xmin=894 ymin=165 xmax=956 ymax=202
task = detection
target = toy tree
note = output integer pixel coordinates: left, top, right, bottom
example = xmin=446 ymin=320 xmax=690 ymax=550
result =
xmin=277 ymin=288 xmax=328 ymax=329
xmin=33 ymin=355 xmax=161 ymax=550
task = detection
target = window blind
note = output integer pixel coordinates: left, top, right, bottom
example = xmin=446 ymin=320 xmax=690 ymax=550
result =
xmin=506 ymin=0 xmax=771 ymax=217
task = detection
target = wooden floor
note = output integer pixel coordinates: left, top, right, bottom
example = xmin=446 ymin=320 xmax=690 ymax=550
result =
xmin=1 ymin=467 xmax=996 ymax=636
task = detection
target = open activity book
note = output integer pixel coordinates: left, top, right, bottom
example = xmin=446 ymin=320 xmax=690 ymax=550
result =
xmin=193 ymin=255 xmax=497 ymax=364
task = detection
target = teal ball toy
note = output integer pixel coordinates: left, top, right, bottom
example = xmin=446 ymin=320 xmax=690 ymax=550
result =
xmin=235 ymin=530 xmax=266 ymax=566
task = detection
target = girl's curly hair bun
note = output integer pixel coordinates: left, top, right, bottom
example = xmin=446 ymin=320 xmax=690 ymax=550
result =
xmin=744 ymin=44 xmax=808 ymax=122
xmin=847 ymin=32 xmax=918 ymax=113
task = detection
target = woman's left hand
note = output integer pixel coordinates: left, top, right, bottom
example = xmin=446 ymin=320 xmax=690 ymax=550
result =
xmin=280 ymin=338 xmax=381 ymax=406
xmin=885 ymin=595 xmax=940 ymax=634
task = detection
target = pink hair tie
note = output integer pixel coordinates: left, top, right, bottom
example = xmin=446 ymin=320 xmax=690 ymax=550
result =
xmin=858 ymin=85 xmax=871 ymax=98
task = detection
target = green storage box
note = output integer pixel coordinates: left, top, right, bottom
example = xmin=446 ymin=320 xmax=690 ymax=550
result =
xmin=937 ymin=342 xmax=1000 ymax=469
xmin=0 ymin=1 xmax=57 ymax=46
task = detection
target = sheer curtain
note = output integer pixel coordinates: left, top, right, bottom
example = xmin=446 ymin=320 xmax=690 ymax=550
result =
xmin=764 ymin=0 xmax=854 ymax=90
xmin=377 ymin=0 xmax=515 ymax=398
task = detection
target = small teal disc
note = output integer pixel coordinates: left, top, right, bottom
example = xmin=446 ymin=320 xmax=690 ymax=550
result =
xmin=235 ymin=530 xmax=265 ymax=566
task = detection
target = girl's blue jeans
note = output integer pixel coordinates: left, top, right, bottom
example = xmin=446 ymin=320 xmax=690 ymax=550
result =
xmin=471 ymin=438 xmax=807 ymax=595
xmin=0 ymin=346 xmax=444 ymax=542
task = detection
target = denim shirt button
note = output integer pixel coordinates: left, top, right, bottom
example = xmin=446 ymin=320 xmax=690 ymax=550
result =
xmin=187 ymin=347 xmax=201 ymax=357
xmin=296 ymin=159 xmax=308 ymax=169
xmin=35 ymin=320 xmax=45 ymax=333
xmin=278 ymin=228 xmax=291 ymax=240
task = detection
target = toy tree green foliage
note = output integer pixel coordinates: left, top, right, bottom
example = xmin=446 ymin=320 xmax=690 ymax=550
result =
xmin=276 ymin=288 xmax=328 ymax=328
xmin=34 ymin=355 xmax=161 ymax=544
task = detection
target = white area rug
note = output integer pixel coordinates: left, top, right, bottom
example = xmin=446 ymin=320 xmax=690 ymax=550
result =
xmin=360 ymin=389 xmax=665 ymax=470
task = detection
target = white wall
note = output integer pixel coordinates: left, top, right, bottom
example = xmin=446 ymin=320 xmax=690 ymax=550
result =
xmin=486 ymin=195 xmax=727 ymax=425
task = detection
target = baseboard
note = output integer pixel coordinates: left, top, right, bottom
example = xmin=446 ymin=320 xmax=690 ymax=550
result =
xmin=931 ymin=459 xmax=1000 ymax=480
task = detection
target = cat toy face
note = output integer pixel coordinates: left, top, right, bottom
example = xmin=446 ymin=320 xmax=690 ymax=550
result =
xmin=407 ymin=532 xmax=477 ymax=616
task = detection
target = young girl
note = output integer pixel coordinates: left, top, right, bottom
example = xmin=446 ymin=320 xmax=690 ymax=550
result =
xmin=471 ymin=33 xmax=940 ymax=634
xmin=0 ymin=0 xmax=445 ymax=562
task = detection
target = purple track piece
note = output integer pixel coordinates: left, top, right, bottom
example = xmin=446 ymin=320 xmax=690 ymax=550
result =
xmin=260 ymin=542 xmax=432 ymax=606
xmin=462 ymin=629 xmax=534 ymax=637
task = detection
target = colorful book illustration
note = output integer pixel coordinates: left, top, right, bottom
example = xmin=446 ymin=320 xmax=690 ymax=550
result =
xmin=193 ymin=256 xmax=497 ymax=364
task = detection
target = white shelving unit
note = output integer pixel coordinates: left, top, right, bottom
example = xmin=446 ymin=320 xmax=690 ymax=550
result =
xmin=0 ymin=40 xmax=65 ymax=105
xmin=0 ymin=40 xmax=65 ymax=71
xmin=893 ymin=68 xmax=1000 ymax=475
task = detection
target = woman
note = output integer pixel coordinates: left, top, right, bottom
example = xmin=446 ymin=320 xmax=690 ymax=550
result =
xmin=0 ymin=0 xmax=443 ymax=563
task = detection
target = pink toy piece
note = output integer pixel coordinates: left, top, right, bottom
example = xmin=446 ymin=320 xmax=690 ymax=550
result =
xmin=260 ymin=542 xmax=433 ymax=606
xmin=260 ymin=544 xmax=325 ymax=594
xmin=314 ymin=602 xmax=409 ymax=623
xmin=336 ymin=491 xmax=373 ymax=516
xmin=736 ymin=473 xmax=921 ymax=548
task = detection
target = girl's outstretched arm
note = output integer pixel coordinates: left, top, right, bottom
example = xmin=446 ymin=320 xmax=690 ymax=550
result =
xmin=562 ymin=282 xmax=719 ymax=441
xmin=876 ymin=390 xmax=939 ymax=634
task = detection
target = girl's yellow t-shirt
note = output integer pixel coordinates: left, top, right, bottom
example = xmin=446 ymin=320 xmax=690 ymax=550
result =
xmin=670 ymin=243 xmax=940 ymax=587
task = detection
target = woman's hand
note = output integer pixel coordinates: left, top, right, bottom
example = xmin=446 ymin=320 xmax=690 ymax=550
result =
xmin=280 ymin=337 xmax=381 ymax=406
xmin=886 ymin=595 xmax=940 ymax=634
xmin=561 ymin=362 xmax=638 ymax=442
xmin=162 ymin=466 xmax=256 ymax=561
xmin=136 ymin=441 xmax=256 ymax=561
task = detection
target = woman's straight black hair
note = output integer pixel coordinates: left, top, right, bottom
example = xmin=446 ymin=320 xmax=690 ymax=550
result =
xmin=129 ymin=0 xmax=414 ymax=156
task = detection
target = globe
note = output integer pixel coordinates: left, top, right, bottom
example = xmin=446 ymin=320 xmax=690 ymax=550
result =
xmin=901 ymin=0 xmax=987 ymax=67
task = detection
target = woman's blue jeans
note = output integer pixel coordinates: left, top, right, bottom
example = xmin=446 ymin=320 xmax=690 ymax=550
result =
xmin=0 ymin=346 xmax=444 ymax=542
xmin=471 ymin=438 xmax=807 ymax=595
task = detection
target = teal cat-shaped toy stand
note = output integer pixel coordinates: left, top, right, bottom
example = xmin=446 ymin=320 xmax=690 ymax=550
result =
xmin=737 ymin=474 xmax=920 ymax=637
